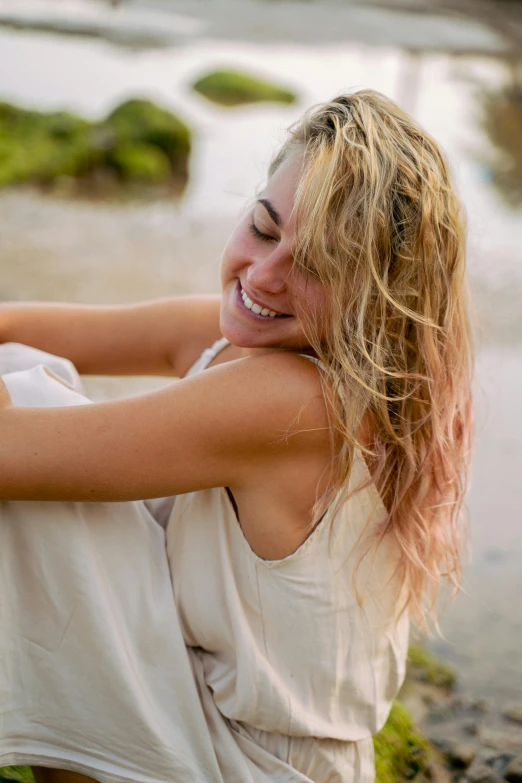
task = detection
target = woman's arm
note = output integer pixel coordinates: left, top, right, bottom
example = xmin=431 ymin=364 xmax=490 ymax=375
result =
xmin=0 ymin=352 xmax=328 ymax=502
xmin=0 ymin=295 xmax=222 ymax=378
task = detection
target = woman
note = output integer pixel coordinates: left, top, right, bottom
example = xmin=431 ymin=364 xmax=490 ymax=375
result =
xmin=0 ymin=90 xmax=473 ymax=783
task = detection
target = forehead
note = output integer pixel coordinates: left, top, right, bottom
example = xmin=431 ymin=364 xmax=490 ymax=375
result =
xmin=260 ymin=149 xmax=304 ymax=227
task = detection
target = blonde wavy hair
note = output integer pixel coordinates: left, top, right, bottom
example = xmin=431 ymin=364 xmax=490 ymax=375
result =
xmin=271 ymin=90 xmax=474 ymax=628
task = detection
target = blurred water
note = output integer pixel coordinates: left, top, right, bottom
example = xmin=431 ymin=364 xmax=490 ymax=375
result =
xmin=0 ymin=0 xmax=521 ymax=709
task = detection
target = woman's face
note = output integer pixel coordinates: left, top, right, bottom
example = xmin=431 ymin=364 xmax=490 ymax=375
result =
xmin=219 ymin=149 xmax=327 ymax=353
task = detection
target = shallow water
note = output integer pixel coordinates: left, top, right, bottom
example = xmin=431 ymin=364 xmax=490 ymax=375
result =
xmin=0 ymin=0 xmax=521 ymax=710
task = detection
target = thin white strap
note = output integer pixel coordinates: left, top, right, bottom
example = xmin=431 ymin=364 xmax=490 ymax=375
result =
xmin=186 ymin=341 xmax=321 ymax=378
xmin=185 ymin=337 xmax=230 ymax=377
xmin=298 ymin=353 xmax=325 ymax=371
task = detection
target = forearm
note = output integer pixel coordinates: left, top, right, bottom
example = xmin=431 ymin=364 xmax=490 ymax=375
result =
xmin=0 ymin=299 xmax=178 ymax=376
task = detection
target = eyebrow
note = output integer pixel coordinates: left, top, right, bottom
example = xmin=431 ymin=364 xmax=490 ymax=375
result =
xmin=257 ymin=198 xmax=281 ymax=227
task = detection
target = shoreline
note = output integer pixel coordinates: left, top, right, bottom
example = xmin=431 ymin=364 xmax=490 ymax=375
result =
xmin=403 ymin=646 xmax=522 ymax=781
xmin=0 ymin=0 xmax=521 ymax=54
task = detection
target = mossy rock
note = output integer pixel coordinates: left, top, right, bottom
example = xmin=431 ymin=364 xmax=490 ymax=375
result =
xmin=104 ymin=99 xmax=191 ymax=176
xmin=0 ymin=767 xmax=34 ymax=783
xmin=407 ymin=645 xmax=457 ymax=689
xmin=0 ymin=98 xmax=192 ymax=195
xmin=192 ymin=69 xmax=297 ymax=107
xmin=0 ymin=104 xmax=90 ymax=142
xmin=108 ymin=142 xmax=172 ymax=184
xmin=0 ymin=131 xmax=105 ymax=186
xmin=374 ymin=701 xmax=430 ymax=782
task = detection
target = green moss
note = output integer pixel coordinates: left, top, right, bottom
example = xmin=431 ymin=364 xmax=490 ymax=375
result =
xmin=192 ymin=69 xmax=297 ymax=107
xmin=108 ymin=142 xmax=172 ymax=184
xmin=0 ymin=98 xmax=192 ymax=194
xmin=374 ymin=701 xmax=430 ymax=782
xmin=104 ymin=99 xmax=191 ymax=176
xmin=407 ymin=645 xmax=457 ymax=689
xmin=0 ymin=767 xmax=34 ymax=783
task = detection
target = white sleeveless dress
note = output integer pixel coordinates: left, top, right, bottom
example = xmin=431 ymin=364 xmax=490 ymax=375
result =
xmin=0 ymin=340 xmax=409 ymax=783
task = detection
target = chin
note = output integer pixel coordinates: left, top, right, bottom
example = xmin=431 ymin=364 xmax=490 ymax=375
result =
xmin=218 ymin=313 xmax=252 ymax=348
xmin=220 ymin=324 xmax=269 ymax=349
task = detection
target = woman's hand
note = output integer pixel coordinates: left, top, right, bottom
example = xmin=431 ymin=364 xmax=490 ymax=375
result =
xmin=0 ymin=352 xmax=328 ymax=502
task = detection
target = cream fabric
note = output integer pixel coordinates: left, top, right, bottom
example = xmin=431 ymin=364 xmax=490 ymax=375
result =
xmin=0 ymin=342 xmax=409 ymax=783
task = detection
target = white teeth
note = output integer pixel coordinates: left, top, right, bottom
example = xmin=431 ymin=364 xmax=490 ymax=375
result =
xmin=240 ymin=287 xmax=283 ymax=318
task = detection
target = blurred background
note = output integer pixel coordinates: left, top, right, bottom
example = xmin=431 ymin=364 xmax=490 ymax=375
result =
xmin=0 ymin=0 xmax=521 ymax=754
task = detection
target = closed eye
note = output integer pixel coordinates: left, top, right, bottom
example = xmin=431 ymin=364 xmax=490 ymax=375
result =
xmin=249 ymin=222 xmax=276 ymax=243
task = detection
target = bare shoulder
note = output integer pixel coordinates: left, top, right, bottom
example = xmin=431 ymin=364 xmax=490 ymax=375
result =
xmin=200 ymin=350 xmax=330 ymax=447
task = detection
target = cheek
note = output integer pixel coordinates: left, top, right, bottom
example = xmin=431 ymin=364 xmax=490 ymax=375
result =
xmin=310 ymin=286 xmax=328 ymax=315
xmin=221 ymin=227 xmax=252 ymax=277
xmin=293 ymin=277 xmax=327 ymax=317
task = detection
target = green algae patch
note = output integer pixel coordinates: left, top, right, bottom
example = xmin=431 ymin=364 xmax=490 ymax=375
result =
xmin=192 ymin=69 xmax=297 ymax=107
xmin=374 ymin=701 xmax=430 ymax=782
xmin=0 ymin=767 xmax=34 ymax=783
xmin=407 ymin=644 xmax=457 ymax=689
xmin=108 ymin=142 xmax=173 ymax=184
xmin=0 ymin=98 xmax=192 ymax=196
xmin=104 ymin=99 xmax=191 ymax=178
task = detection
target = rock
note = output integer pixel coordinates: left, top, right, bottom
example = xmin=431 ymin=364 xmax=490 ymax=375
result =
xmin=468 ymin=751 xmax=516 ymax=779
xmin=471 ymin=698 xmax=491 ymax=713
xmin=505 ymin=755 xmax=522 ymax=783
xmin=464 ymin=761 xmax=503 ymax=783
xmin=448 ymin=694 xmax=471 ymax=710
xmin=0 ymin=98 xmax=192 ymax=194
xmin=104 ymin=99 xmax=191 ymax=176
xmin=423 ymin=690 xmax=450 ymax=709
xmin=108 ymin=143 xmax=172 ymax=184
xmin=407 ymin=645 xmax=457 ymax=689
xmin=424 ymin=746 xmax=455 ymax=783
xmin=461 ymin=718 xmax=480 ymax=736
xmin=489 ymin=753 xmax=517 ymax=778
xmin=192 ymin=69 xmax=297 ymax=107
xmin=478 ymin=725 xmax=515 ymax=750
xmin=427 ymin=734 xmax=453 ymax=753
xmin=447 ymin=743 xmax=478 ymax=769
xmin=426 ymin=736 xmax=477 ymax=770
xmin=503 ymin=705 xmax=522 ymax=725
xmin=427 ymin=705 xmax=454 ymax=723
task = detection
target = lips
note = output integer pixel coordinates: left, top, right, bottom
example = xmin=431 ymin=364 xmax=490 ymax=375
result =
xmin=237 ymin=281 xmax=290 ymax=318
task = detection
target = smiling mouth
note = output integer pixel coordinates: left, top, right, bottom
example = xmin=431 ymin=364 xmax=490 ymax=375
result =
xmin=239 ymin=284 xmax=291 ymax=318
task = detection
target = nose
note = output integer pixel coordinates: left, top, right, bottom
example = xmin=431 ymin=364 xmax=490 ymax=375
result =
xmin=245 ymin=252 xmax=289 ymax=296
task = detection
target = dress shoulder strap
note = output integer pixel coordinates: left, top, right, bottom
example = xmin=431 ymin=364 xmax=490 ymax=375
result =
xmin=298 ymin=353 xmax=323 ymax=369
xmin=185 ymin=337 xmax=229 ymax=377
xmin=187 ymin=342 xmax=323 ymax=378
